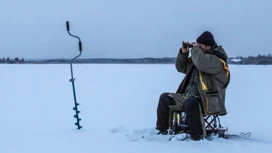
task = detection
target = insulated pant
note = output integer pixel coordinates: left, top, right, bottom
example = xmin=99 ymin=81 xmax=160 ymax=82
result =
xmin=156 ymin=93 xmax=176 ymax=132
xmin=184 ymin=97 xmax=205 ymax=136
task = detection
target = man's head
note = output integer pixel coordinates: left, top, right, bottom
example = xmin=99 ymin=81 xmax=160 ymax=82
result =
xmin=196 ymin=31 xmax=216 ymax=52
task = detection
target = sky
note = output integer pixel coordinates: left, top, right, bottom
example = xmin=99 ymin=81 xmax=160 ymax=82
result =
xmin=1 ymin=64 xmax=272 ymax=153
xmin=1 ymin=0 xmax=272 ymax=59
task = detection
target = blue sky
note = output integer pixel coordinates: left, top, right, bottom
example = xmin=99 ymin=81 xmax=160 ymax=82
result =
xmin=1 ymin=0 xmax=271 ymax=59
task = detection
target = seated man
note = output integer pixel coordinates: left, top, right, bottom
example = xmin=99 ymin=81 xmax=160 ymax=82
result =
xmin=156 ymin=31 xmax=230 ymax=140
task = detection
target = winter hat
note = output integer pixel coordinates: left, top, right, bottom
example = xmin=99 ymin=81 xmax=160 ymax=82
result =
xmin=196 ymin=31 xmax=216 ymax=46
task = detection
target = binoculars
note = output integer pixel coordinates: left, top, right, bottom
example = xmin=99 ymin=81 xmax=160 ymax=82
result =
xmin=183 ymin=43 xmax=193 ymax=48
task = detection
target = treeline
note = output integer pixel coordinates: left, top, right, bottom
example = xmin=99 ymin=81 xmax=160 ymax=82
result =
xmin=1 ymin=54 xmax=272 ymax=64
xmin=0 ymin=57 xmax=25 ymax=64
xmin=26 ymin=57 xmax=176 ymax=64
xmin=228 ymin=54 xmax=272 ymax=65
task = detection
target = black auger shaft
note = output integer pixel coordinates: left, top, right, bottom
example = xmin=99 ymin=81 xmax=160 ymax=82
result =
xmin=66 ymin=21 xmax=83 ymax=129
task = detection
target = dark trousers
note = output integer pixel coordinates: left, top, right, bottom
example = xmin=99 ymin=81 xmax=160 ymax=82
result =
xmin=184 ymin=97 xmax=204 ymax=136
xmin=156 ymin=93 xmax=176 ymax=132
xmin=157 ymin=93 xmax=204 ymax=136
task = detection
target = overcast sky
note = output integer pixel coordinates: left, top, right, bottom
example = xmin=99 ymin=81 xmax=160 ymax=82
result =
xmin=1 ymin=0 xmax=271 ymax=59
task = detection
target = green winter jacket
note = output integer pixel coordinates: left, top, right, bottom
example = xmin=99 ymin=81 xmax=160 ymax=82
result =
xmin=170 ymin=45 xmax=230 ymax=115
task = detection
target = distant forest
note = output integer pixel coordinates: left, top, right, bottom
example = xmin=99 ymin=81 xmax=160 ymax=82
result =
xmin=1 ymin=54 xmax=272 ymax=65
xmin=228 ymin=54 xmax=272 ymax=65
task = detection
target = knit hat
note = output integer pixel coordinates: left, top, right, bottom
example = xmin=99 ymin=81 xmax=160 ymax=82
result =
xmin=196 ymin=31 xmax=216 ymax=46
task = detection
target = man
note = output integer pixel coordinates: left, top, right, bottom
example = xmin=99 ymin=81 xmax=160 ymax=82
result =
xmin=156 ymin=31 xmax=230 ymax=140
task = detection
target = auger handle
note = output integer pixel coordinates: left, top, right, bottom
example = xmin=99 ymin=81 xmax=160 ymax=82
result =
xmin=66 ymin=21 xmax=82 ymax=52
xmin=66 ymin=21 xmax=70 ymax=32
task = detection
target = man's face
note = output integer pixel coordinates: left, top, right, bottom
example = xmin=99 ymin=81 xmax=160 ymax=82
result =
xmin=198 ymin=43 xmax=211 ymax=53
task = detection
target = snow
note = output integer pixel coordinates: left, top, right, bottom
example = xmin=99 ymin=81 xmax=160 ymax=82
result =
xmin=1 ymin=64 xmax=272 ymax=153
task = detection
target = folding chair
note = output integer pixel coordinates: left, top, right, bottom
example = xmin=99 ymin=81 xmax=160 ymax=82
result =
xmin=170 ymin=112 xmax=227 ymax=138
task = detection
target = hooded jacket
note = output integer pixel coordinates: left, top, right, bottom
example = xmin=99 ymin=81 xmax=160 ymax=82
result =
xmin=171 ymin=45 xmax=230 ymax=115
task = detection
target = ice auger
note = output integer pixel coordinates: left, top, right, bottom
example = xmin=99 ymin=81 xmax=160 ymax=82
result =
xmin=66 ymin=21 xmax=82 ymax=129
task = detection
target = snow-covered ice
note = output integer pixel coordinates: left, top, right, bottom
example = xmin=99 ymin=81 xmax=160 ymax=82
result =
xmin=1 ymin=64 xmax=272 ymax=153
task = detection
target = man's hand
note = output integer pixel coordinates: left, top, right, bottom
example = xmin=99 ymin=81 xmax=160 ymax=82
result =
xmin=181 ymin=41 xmax=189 ymax=54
